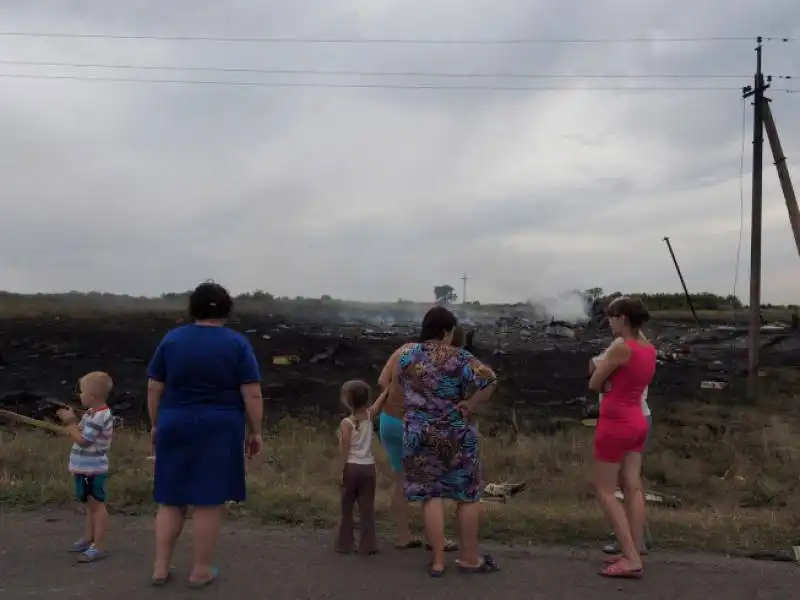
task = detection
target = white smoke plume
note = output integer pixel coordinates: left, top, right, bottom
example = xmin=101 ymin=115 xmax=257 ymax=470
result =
xmin=529 ymin=290 xmax=591 ymax=323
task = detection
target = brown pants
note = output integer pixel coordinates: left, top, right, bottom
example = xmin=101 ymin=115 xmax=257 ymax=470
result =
xmin=336 ymin=463 xmax=377 ymax=553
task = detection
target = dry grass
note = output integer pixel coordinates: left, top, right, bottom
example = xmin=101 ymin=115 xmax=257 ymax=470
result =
xmin=2 ymin=407 xmax=799 ymax=553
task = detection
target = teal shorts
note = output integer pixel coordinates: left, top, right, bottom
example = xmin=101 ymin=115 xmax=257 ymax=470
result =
xmin=74 ymin=473 xmax=107 ymax=503
xmin=379 ymin=413 xmax=404 ymax=473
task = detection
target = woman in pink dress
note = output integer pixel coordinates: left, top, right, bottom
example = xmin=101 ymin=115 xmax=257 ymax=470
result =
xmin=589 ymin=297 xmax=656 ymax=579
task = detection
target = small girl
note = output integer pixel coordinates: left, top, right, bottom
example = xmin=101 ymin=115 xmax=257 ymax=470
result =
xmin=335 ymin=380 xmax=388 ymax=555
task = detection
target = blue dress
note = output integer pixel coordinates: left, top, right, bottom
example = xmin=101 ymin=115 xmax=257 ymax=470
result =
xmin=147 ymin=324 xmax=262 ymax=506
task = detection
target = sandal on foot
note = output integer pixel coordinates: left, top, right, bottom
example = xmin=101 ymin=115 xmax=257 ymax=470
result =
xmin=428 ymin=563 xmax=446 ymax=578
xmin=603 ymin=554 xmax=624 ymax=565
xmin=151 ymin=573 xmax=172 ymax=587
xmin=425 ymin=540 xmax=459 ymax=552
xmin=151 ymin=565 xmax=176 ymax=587
xmin=600 ymin=562 xmax=643 ymax=579
xmin=188 ymin=567 xmax=219 ymax=589
xmin=395 ymin=539 xmax=423 ymax=550
xmin=78 ymin=546 xmax=108 ymax=563
xmin=459 ymin=553 xmax=500 ymax=575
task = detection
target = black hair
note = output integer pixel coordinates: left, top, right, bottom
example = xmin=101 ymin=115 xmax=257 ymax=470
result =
xmin=189 ymin=281 xmax=234 ymax=320
xmin=419 ymin=305 xmax=458 ymax=342
xmin=606 ymin=296 xmax=650 ymax=329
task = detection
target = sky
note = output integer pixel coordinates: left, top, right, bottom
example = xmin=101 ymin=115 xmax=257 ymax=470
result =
xmin=0 ymin=1 xmax=798 ymax=305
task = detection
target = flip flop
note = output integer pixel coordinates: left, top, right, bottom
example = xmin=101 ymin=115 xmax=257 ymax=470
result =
xmin=459 ymin=553 xmax=500 ymax=575
xmin=188 ymin=566 xmax=219 ymax=589
xmin=428 ymin=563 xmax=446 ymax=578
xmin=603 ymin=555 xmax=624 ymax=565
xmin=150 ymin=572 xmax=172 ymax=587
xmin=150 ymin=564 xmax=176 ymax=586
xmin=395 ymin=539 xmax=423 ymax=550
xmin=600 ymin=562 xmax=643 ymax=579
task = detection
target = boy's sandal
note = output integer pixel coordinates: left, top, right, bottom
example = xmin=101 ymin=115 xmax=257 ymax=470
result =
xmin=458 ymin=554 xmax=500 ymax=574
xmin=600 ymin=562 xmax=643 ymax=579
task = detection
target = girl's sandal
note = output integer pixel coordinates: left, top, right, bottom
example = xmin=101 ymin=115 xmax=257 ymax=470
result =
xmin=600 ymin=561 xmax=643 ymax=579
xmin=603 ymin=554 xmax=624 ymax=565
xmin=428 ymin=563 xmax=446 ymax=578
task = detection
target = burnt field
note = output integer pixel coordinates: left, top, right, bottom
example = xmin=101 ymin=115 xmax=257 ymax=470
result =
xmin=1 ymin=312 xmax=799 ymax=433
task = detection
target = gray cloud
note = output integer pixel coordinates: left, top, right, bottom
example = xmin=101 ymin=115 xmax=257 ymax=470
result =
xmin=0 ymin=0 xmax=798 ymax=304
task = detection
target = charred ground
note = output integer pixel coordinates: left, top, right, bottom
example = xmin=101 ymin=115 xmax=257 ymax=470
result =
xmin=1 ymin=309 xmax=798 ymax=432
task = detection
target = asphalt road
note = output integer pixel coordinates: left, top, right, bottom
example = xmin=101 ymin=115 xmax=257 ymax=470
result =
xmin=1 ymin=510 xmax=796 ymax=599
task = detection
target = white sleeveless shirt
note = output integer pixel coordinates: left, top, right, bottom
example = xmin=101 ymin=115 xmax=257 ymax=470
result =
xmin=343 ymin=415 xmax=375 ymax=465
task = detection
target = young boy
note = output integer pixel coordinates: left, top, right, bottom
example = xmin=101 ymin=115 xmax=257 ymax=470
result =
xmin=57 ymin=371 xmax=115 ymax=563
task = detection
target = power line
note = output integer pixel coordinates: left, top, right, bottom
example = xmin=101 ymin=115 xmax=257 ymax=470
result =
xmin=2 ymin=72 xmax=797 ymax=92
xmin=0 ymin=31 xmax=789 ymax=44
xmin=0 ymin=59 xmax=757 ymax=79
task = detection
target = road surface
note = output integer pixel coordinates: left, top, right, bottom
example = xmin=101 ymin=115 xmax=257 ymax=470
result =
xmin=0 ymin=510 xmax=795 ymax=599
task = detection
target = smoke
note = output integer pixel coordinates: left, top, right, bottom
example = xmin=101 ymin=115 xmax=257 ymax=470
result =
xmin=529 ymin=290 xmax=590 ymax=323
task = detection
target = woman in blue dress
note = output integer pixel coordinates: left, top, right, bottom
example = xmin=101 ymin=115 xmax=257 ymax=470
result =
xmin=396 ymin=306 xmax=499 ymax=577
xmin=146 ymin=282 xmax=263 ymax=588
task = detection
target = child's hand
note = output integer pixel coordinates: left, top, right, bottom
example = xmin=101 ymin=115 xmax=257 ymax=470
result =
xmin=338 ymin=471 xmax=345 ymax=487
xmin=56 ymin=407 xmax=78 ymax=424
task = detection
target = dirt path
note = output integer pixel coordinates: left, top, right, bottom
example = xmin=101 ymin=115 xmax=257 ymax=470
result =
xmin=0 ymin=510 xmax=795 ymax=599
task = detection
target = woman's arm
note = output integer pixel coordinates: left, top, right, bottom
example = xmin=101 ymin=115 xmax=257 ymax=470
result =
xmin=241 ymin=383 xmax=264 ymax=435
xmin=146 ymin=338 xmax=168 ymax=429
xmin=588 ymin=342 xmax=632 ymax=392
xmin=147 ymin=379 xmax=164 ymax=427
xmin=238 ymin=338 xmax=264 ymax=435
xmin=459 ymin=356 xmax=498 ymax=415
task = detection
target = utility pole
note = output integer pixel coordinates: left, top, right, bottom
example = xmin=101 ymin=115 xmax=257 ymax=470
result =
xmin=762 ymin=102 xmax=800 ymax=257
xmin=460 ymin=272 xmax=469 ymax=304
xmin=742 ymin=36 xmax=769 ymax=397
xmin=662 ymin=237 xmax=700 ymax=326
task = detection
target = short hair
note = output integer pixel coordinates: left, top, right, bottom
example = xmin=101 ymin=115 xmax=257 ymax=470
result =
xmin=451 ymin=325 xmax=466 ymax=348
xmin=80 ymin=371 xmax=113 ymax=401
xmin=606 ymin=296 xmax=650 ymax=329
xmin=189 ymin=281 xmax=233 ymax=320
xmin=341 ymin=379 xmax=372 ymax=411
xmin=419 ymin=306 xmax=458 ymax=342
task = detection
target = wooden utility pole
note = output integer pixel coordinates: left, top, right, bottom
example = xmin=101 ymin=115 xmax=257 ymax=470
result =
xmin=460 ymin=272 xmax=469 ymax=304
xmin=762 ymin=102 xmax=800 ymax=257
xmin=742 ymin=36 xmax=769 ymax=397
xmin=662 ymin=237 xmax=700 ymax=326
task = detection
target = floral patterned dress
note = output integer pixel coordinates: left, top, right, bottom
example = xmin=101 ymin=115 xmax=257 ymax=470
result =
xmin=397 ymin=341 xmax=497 ymax=502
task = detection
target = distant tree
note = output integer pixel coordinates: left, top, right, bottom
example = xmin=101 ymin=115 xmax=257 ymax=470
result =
xmin=584 ymin=287 xmax=604 ymax=300
xmin=320 ymin=294 xmax=333 ymax=302
xmin=434 ymin=284 xmax=458 ymax=304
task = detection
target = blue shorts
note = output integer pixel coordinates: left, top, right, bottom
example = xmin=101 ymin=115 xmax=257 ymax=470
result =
xmin=74 ymin=473 xmax=107 ymax=503
xmin=379 ymin=413 xmax=404 ymax=473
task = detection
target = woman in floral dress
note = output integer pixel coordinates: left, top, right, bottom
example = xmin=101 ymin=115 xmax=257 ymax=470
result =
xmin=396 ymin=306 xmax=498 ymax=577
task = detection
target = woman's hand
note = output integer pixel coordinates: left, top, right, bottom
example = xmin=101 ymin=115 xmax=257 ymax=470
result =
xmin=245 ymin=432 xmax=263 ymax=459
xmin=456 ymin=400 xmax=474 ymax=420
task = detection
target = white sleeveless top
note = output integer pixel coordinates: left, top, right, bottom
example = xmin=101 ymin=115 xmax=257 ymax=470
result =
xmin=343 ymin=415 xmax=375 ymax=465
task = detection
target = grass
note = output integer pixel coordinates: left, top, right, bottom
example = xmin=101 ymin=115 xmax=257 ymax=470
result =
xmin=2 ymin=405 xmax=799 ymax=554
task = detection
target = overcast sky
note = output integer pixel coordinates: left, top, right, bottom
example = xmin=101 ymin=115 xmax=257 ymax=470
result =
xmin=0 ymin=1 xmax=798 ymax=304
